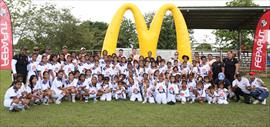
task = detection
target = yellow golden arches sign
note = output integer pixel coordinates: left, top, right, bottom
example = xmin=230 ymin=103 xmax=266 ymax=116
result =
xmin=102 ymin=3 xmax=192 ymax=62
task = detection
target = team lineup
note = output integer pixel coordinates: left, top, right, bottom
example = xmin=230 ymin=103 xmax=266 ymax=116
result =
xmin=4 ymin=46 xmax=269 ymax=112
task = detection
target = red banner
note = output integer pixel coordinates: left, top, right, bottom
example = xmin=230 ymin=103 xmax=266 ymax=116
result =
xmin=250 ymin=11 xmax=270 ymax=71
xmin=0 ymin=0 xmax=12 ymax=70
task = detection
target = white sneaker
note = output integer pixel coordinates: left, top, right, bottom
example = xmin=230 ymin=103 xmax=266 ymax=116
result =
xmin=55 ymin=100 xmax=61 ymax=104
xmin=253 ymin=100 xmax=259 ymax=104
xmin=208 ymin=101 xmax=211 ymax=104
xmin=181 ymin=101 xmax=185 ymax=104
xmin=85 ymin=99 xmax=88 ymax=103
xmin=262 ymin=99 xmax=266 ymax=105
xmin=72 ymin=99 xmax=76 ymax=103
xmin=142 ymin=100 xmax=147 ymax=104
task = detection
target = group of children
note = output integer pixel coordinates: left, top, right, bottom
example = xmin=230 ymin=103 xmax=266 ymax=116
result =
xmin=4 ymin=50 xmax=268 ymax=112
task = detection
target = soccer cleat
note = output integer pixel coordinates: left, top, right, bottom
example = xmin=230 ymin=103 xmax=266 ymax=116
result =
xmin=253 ymin=100 xmax=259 ymax=104
xmin=262 ymin=99 xmax=266 ymax=105
xmin=72 ymin=99 xmax=76 ymax=103
xmin=55 ymin=100 xmax=61 ymax=104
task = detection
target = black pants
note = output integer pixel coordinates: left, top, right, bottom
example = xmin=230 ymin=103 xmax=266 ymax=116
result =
xmin=234 ymin=87 xmax=251 ymax=104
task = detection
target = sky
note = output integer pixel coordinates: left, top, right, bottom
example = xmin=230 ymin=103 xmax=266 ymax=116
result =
xmin=32 ymin=0 xmax=270 ymax=45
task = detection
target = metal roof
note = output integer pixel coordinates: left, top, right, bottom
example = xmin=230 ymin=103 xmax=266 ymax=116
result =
xmin=179 ymin=6 xmax=270 ymax=29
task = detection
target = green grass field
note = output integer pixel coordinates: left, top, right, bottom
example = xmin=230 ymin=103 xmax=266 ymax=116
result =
xmin=0 ymin=70 xmax=269 ymax=127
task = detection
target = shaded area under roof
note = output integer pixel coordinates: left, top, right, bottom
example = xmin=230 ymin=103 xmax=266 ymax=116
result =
xmin=179 ymin=6 xmax=270 ymax=30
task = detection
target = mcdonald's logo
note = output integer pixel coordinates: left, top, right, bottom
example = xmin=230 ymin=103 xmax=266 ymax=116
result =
xmin=102 ymin=3 xmax=192 ymax=62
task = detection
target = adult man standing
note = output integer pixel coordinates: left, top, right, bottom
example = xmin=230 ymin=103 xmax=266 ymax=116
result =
xmin=11 ymin=46 xmax=29 ymax=84
xmin=223 ymin=51 xmax=239 ymax=83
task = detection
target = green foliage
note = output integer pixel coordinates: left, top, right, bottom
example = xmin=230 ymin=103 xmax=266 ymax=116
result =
xmin=144 ymin=12 xmax=195 ymax=49
xmin=195 ymin=43 xmax=212 ymax=51
xmin=118 ymin=17 xmax=138 ymax=48
xmin=213 ymin=0 xmax=257 ymax=50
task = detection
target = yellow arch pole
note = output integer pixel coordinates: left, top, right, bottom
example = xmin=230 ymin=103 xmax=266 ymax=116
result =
xmin=101 ymin=3 xmax=192 ymax=62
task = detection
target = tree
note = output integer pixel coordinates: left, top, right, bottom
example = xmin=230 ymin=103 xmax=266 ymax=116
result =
xmin=213 ymin=0 xmax=257 ymax=50
xmin=195 ymin=43 xmax=212 ymax=51
xmin=144 ymin=12 xmax=195 ymax=49
xmin=118 ymin=17 xmax=138 ymax=48
xmin=13 ymin=2 xmax=80 ymax=52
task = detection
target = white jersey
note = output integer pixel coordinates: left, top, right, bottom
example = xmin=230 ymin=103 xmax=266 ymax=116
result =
xmin=76 ymin=80 xmax=90 ymax=90
xmin=198 ymin=63 xmax=210 ymax=77
xmin=50 ymin=62 xmax=62 ymax=74
xmin=91 ymin=66 xmax=101 ymax=76
xmin=27 ymin=60 xmax=39 ymax=78
xmin=19 ymin=85 xmax=32 ymax=94
xmin=4 ymin=87 xmax=21 ymax=107
xmin=63 ymin=63 xmax=75 ymax=76
xmin=38 ymin=79 xmax=51 ymax=91
xmin=37 ymin=62 xmax=52 ymax=76
xmin=155 ymin=81 xmax=167 ymax=94
xmin=167 ymin=83 xmax=179 ymax=95
xmin=51 ymin=78 xmax=65 ymax=95
xmin=102 ymin=66 xmax=112 ymax=77
xmin=116 ymin=63 xmax=127 ymax=74
xmin=77 ymin=62 xmax=90 ymax=74
xmin=217 ymin=88 xmax=228 ymax=100
xmin=250 ymin=78 xmax=268 ymax=90
xmin=64 ymin=79 xmax=78 ymax=88
xmin=158 ymin=65 xmax=167 ymax=74
xmin=89 ymin=84 xmax=98 ymax=95
xmin=131 ymin=81 xmax=141 ymax=94
xmin=179 ymin=88 xmax=190 ymax=97
xmin=232 ymin=77 xmax=251 ymax=94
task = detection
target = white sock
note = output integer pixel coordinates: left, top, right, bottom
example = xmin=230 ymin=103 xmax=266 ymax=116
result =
xmin=57 ymin=94 xmax=65 ymax=102
xmin=71 ymin=94 xmax=76 ymax=101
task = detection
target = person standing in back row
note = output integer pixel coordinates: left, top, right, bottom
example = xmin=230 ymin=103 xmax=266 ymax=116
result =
xmin=223 ymin=51 xmax=239 ymax=83
xmin=12 ymin=46 xmax=29 ymax=84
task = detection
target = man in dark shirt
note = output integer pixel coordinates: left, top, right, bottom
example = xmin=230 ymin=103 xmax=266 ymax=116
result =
xmin=223 ymin=51 xmax=239 ymax=83
xmin=211 ymin=56 xmax=224 ymax=81
xmin=11 ymin=46 xmax=29 ymax=84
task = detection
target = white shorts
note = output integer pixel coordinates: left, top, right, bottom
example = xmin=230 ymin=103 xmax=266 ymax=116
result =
xmin=100 ymin=93 xmax=112 ymax=101
xmin=130 ymin=93 xmax=142 ymax=102
xmin=4 ymin=99 xmax=12 ymax=108
xmin=155 ymin=93 xmax=167 ymax=104
xmin=167 ymin=93 xmax=176 ymax=103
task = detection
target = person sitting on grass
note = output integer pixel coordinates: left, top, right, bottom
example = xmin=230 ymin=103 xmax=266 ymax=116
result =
xmin=64 ymin=72 xmax=77 ymax=103
xmin=76 ymin=74 xmax=90 ymax=103
xmin=51 ymin=70 xmax=67 ymax=104
xmin=248 ymin=72 xmax=268 ymax=105
xmin=99 ymin=77 xmax=112 ymax=101
xmin=4 ymin=81 xmax=26 ymax=112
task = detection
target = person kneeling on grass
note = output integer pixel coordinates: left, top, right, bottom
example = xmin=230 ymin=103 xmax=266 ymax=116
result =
xmin=64 ymin=72 xmax=77 ymax=103
xmin=115 ymin=81 xmax=126 ymax=100
xmin=232 ymin=74 xmax=252 ymax=104
xmin=155 ymin=74 xmax=167 ymax=104
xmin=167 ymin=76 xmax=179 ymax=105
xmin=99 ymin=77 xmax=112 ymax=101
xmin=76 ymin=74 xmax=90 ymax=103
xmin=248 ymin=72 xmax=268 ymax=105
xmin=4 ymin=81 xmax=27 ymax=112
xmin=178 ymin=81 xmax=190 ymax=104
xmin=39 ymin=71 xmax=53 ymax=105
xmin=129 ymin=77 xmax=142 ymax=102
xmin=217 ymin=81 xmax=229 ymax=104
xmin=51 ymin=70 xmax=67 ymax=104
xmin=88 ymin=76 xmax=98 ymax=103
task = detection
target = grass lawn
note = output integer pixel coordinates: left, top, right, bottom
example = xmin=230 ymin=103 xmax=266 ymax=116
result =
xmin=0 ymin=70 xmax=269 ymax=127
